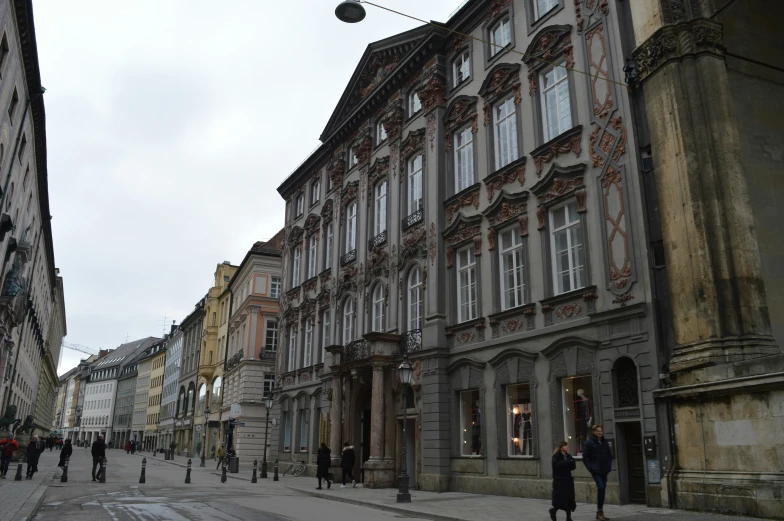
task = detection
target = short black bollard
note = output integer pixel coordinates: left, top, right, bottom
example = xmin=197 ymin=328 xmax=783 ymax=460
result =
xmin=273 ymin=459 xmax=279 ymax=482
xmin=60 ymin=456 xmax=69 ymax=483
xmin=221 ymin=460 xmax=227 ymax=483
xmin=185 ymin=459 xmax=191 ymax=484
xmin=14 ymin=456 xmax=24 ymax=481
xmin=251 ymin=459 xmax=258 ymax=483
xmin=99 ymin=457 xmax=106 ymax=483
xmin=139 ymin=458 xmax=146 ymax=484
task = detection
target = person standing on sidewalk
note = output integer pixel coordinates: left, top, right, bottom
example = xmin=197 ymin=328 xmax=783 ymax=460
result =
xmin=215 ymin=443 xmax=227 ymax=469
xmin=91 ymin=435 xmax=107 ymax=481
xmin=25 ymin=436 xmax=44 ymax=479
xmin=316 ymin=443 xmax=332 ymax=490
xmin=550 ymin=441 xmax=576 ymax=521
xmin=0 ymin=435 xmax=19 ymax=478
xmin=340 ymin=442 xmax=356 ymax=488
xmin=582 ymin=424 xmax=613 ymax=521
xmin=59 ymin=439 xmax=72 ymax=467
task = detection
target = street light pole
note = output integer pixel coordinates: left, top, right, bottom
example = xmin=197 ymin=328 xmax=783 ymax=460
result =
xmin=200 ymin=407 xmax=209 ymax=467
xmin=397 ymin=357 xmax=413 ymax=503
xmin=262 ymin=393 xmax=273 ymax=478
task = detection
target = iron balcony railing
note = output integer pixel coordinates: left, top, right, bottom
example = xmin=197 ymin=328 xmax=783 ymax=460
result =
xmin=402 ymin=209 xmax=423 ymax=231
xmin=400 ymin=329 xmax=422 ymax=356
xmin=368 ymin=230 xmax=387 ymax=250
xmin=261 ymin=349 xmax=277 ymax=360
xmin=344 ymin=339 xmax=370 ymax=362
xmin=340 ymin=249 xmax=357 ymax=266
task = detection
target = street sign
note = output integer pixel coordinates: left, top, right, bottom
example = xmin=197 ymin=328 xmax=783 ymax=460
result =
xmin=230 ymin=421 xmax=245 ymax=427
xmin=195 ymin=425 xmax=202 ymax=432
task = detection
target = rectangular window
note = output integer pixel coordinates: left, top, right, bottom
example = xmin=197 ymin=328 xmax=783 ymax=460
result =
xmin=499 ymin=229 xmax=525 ymax=310
xmin=494 ymin=98 xmax=518 ymax=169
xmin=455 ymin=127 xmax=474 ymax=192
xmin=457 ymin=248 xmax=477 ymax=323
xmin=325 ymin=223 xmax=333 ymax=270
xmin=372 ymin=285 xmax=385 ymax=332
xmin=561 ymin=375 xmax=593 ymax=457
xmin=311 ymin=179 xmax=320 ymax=205
xmin=541 ymin=64 xmax=572 ymax=142
xmin=265 ymin=320 xmax=278 ymax=350
xmin=303 ymin=318 xmax=313 ymax=367
xmin=296 ymin=194 xmax=304 ymax=217
xmin=349 ymin=147 xmax=358 ymax=168
xmin=377 ymin=121 xmax=387 ymax=143
xmin=263 ymin=374 xmax=275 ymax=396
xmin=270 ymin=277 xmax=281 ymax=298
xmin=345 ymin=203 xmax=357 ymax=253
xmin=287 ymin=327 xmax=297 ymax=372
xmin=8 ymin=88 xmax=18 ymax=123
xmin=408 ymin=155 xmax=423 ymax=215
xmin=283 ymin=411 xmax=292 ymax=451
xmin=490 ymin=18 xmax=511 ymax=56
xmin=460 ymin=389 xmax=481 ymax=456
xmin=550 ymin=201 xmax=585 ymax=294
xmin=322 ymin=310 xmax=330 ymax=358
xmin=375 ymin=181 xmax=387 ymax=235
xmin=298 ymin=409 xmax=310 ymax=452
xmin=409 ymin=91 xmax=422 ymax=115
xmin=308 ymin=235 xmax=318 ymax=278
xmin=453 ymin=50 xmax=471 ymax=85
xmin=534 ymin=0 xmax=558 ymax=19
xmin=507 ymin=384 xmax=533 ymax=456
xmin=292 ymin=247 xmax=301 ymax=287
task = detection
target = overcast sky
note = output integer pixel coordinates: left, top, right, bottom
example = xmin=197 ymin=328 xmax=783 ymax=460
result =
xmin=39 ymin=0 xmax=461 ymax=374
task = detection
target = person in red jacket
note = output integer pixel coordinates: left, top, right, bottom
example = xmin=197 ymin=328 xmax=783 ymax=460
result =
xmin=0 ymin=435 xmax=19 ymax=479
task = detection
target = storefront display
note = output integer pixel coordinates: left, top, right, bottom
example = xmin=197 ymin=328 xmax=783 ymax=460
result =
xmin=507 ymin=384 xmax=533 ymax=456
xmin=460 ymin=389 xmax=481 ymax=455
xmin=561 ymin=375 xmax=593 ymax=457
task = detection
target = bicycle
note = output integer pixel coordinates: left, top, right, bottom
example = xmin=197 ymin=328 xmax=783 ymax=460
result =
xmin=281 ymin=460 xmax=307 ymax=477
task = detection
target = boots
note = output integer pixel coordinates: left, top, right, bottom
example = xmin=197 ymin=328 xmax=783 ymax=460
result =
xmin=549 ymin=508 xmax=556 ymax=521
xmin=596 ymin=511 xmax=608 ymax=521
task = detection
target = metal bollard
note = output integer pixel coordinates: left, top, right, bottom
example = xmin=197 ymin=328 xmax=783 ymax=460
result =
xmin=61 ymin=456 xmax=69 ymax=483
xmin=139 ymin=458 xmax=146 ymax=484
xmin=185 ymin=459 xmax=191 ymax=484
xmin=14 ymin=456 xmax=24 ymax=481
xmin=99 ymin=457 xmax=106 ymax=483
xmin=221 ymin=460 xmax=227 ymax=483
xmin=273 ymin=459 xmax=279 ymax=482
xmin=251 ymin=459 xmax=258 ymax=483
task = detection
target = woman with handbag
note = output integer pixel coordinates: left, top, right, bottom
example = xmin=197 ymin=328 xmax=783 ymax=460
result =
xmin=316 ymin=443 xmax=332 ymax=489
xmin=550 ymin=441 xmax=577 ymax=521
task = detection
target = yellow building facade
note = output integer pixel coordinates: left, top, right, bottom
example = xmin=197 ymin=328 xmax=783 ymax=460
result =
xmin=144 ymin=346 xmax=166 ymax=451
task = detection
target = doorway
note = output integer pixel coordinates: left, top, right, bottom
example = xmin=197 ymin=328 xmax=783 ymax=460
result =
xmin=619 ymin=422 xmax=646 ymax=503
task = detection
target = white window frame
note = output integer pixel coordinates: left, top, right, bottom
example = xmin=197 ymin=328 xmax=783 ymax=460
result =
xmin=287 ymin=327 xmax=297 ymax=372
xmin=490 ymin=17 xmax=512 ymax=56
xmin=325 ymin=223 xmax=333 ymax=269
xmin=408 ymin=155 xmax=423 ymax=215
xmin=408 ymin=267 xmax=422 ymax=331
xmin=375 ymin=181 xmax=387 ymax=236
xmin=292 ymin=247 xmax=301 ymax=287
xmin=550 ymin=201 xmax=585 ymax=295
xmin=455 ymin=127 xmax=475 ymax=192
xmin=343 ymin=299 xmax=354 ymax=344
xmin=534 ymin=0 xmax=558 ymax=19
xmin=409 ymin=91 xmax=422 ymax=116
xmin=453 ymin=50 xmax=471 ymax=85
xmin=540 ymin=63 xmax=572 ymax=142
xmin=499 ymin=228 xmax=526 ymax=310
xmin=494 ymin=97 xmax=519 ymax=169
xmin=311 ymin=179 xmax=320 ymax=205
xmin=265 ymin=319 xmax=278 ymax=351
xmin=349 ymin=147 xmax=358 ymax=168
xmin=304 ymin=318 xmax=313 ymax=367
xmin=322 ymin=310 xmax=330 ymax=361
xmin=345 ymin=202 xmax=357 ymax=253
xmin=308 ymin=235 xmax=318 ymax=278
xmin=457 ymin=247 xmax=478 ymax=323
xmin=377 ymin=120 xmax=387 ymax=143
xmin=295 ymin=194 xmax=304 ymax=217
xmin=270 ymin=276 xmax=281 ymax=299
xmin=372 ymin=284 xmax=385 ymax=332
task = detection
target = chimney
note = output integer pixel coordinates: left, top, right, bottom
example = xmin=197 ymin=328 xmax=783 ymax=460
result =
xmin=170 ymin=320 xmax=177 ymax=335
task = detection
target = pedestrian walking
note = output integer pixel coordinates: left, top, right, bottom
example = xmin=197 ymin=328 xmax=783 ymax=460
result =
xmin=316 ymin=443 xmax=332 ymax=490
xmin=91 ymin=435 xmax=107 ymax=481
xmin=550 ymin=441 xmax=576 ymax=521
xmin=216 ymin=443 xmax=227 ymax=469
xmin=131 ymin=440 xmax=136 ymax=455
xmin=59 ymin=439 xmax=72 ymax=467
xmin=340 ymin=442 xmax=356 ymax=488
xmin=125 ymin=441 xmax=131 ymax=454
xmin=25 ymin=436 xmax=44 ymax=479
xmin=0 ymin=434 xmax=19 ymax=478
xmin=582 ymin=424 xmax=613 ymax=521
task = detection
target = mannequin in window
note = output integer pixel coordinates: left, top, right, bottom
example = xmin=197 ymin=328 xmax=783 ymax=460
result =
xmin=521 ymin=403 xmax=533 ymax=456
xmin=573 ymin=389 xmax=592 ymax=453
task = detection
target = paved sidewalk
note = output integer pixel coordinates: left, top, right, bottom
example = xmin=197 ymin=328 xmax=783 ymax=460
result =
xmin=0 ymin=449 xmax=59 ymax=521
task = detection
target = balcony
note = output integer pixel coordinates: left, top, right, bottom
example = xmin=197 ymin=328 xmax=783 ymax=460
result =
xmin=344 ymin=339 xmax=370 ymax=362
xmin=402 ymin=209 xmax=423 ymax=231
xmin=400 ymin=329 xmax=422 ymax=356
xmin=368 ymin=230 xmax=387 ymax=251
xmin=340 ymin=249 xmax=357 ymax=266
xmin=260 ymin=349 xmax=277 ymax=360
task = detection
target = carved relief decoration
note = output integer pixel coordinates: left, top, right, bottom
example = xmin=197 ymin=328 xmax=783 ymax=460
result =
xmin=589 ymin=117 xmax=626 ymax=168
xmin=555 ymin=303 xmax=582 ymax=318
xmin=429 ymin=222 xmax=437 ymax=266
xmin=602 ymin=165 xmax=631 ymax=293
xmin=585 ymin=24 xmax=613 ymax=118
xmin=501 ymin=319 xmax=524 ymax=333
xmin=484 ymin=157 xmax=526 ymax=202
xmin=523 ymin=25 xmax=574 ymax=96
xmin=391 ymin=144 xmax=399 ymax=179
xmin=444 ymin=96 xmax=479 ymax=152
xmin=427 ymin=114 xmax=437 ymax=151
xmin=358 ymin=53 xmax=401 ymax=98
xmin=304 ymin=214 xmax=321 ymax=238
xmin=336 ymin=264 xmax=358 ymax=299
xmin=445 ymin=186 xmax=481 ymax=224
xmin=364 ymin=248 xmax=389 ymax=286
xmin=478 ymin=63 xmax=522 ymax=125
xmin=419 ymin=77 xmax=446 ymax=113
xmin=398 ymin=226 xmax=427 ymax=270
xmin=340 ymin=181 xmax=359 ymax=218
xmin=488 ymin=0 xmax=513 ymax=20
xmin=400 ymin=128 xmax=426 ymax=161
xmin=321 ymin=199 xmax=334 ymax=224
xmin=532 ymin=126 xmax=583 ymax=176
xmin=366 ymin=156 xmax=390 ymax=200
xmin=383 ymin=105 xmax=405 ymax=142
xmin=443 ymin=215 xmax=483 ymax=268
xmin=390 ymin=244 xmax=397 ymax=282
xmin=325 ymin=148 xmax=345 ymax=190
xmin=288 ymin=226 xmax=304 ymax=247
xmin=456 ymin=331 xmax=476 ymax=344
xmin=532 ymin=163 xmax=587 ymax=210
xmin=483 ymin=191 xmax=529 ymax=239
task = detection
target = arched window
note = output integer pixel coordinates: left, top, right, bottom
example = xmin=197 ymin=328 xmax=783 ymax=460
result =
xmin=197 ymin=384 xmax=206 ymax=414
xmin=613 ymin=357 xmax=639 ymax=408
xmin=212 ymin=377 xmax=222 ymax=401
xmin=408 ymin=267 xmax=423 ymax=331
xmin=343 ymin=298 xmax=354 ymax=344
xmin=372 ymin=284 xmax=385 ymax=332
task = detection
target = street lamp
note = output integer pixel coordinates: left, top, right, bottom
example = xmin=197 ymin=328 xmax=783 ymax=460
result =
xmin=200 ymin=407 xmax=210 ymax=467
xmin=261 ymin=393 xmax=273 ymax=478
xmin=397 ymin=357 xmax=413 ymax=503
xmin=335 ymin=0 xmax=366 ymax=23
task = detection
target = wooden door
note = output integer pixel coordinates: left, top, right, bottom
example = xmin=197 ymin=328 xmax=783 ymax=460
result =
xmin=623 ymin=423 xmax=647 ymax=504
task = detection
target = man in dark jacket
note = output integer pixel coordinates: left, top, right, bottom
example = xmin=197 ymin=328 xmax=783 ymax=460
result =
xmin=91 ymin=435 xmax=107 ymax=481
xmin=582 ymin=424 xmax=613 ymax=521
xmin=340 ymin=442 xmax=356 ymax=488
xmin=316 ymin=443 xmax=332 ymax=489
xmin=25 ymin=436 xmax=44 ymax=479
xmin=58 ymin=439 xmax=73 ymax=468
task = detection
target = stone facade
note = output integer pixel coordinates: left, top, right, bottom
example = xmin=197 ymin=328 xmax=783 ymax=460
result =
xmin=175 ymin=299 xmax=204 ymax=456
xmin=276 ymin=0 xmax=667 ymax=505
xmin=159 ymin=326 xmax=183 ymax=450
xmin=143 ymin=344 xmax=166 ymax=450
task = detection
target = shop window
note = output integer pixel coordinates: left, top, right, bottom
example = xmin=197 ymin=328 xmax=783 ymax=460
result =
xmin=298 ymin=409 xmax=309 ymax=452
xmin=507 ymin=384 xmax=533 ymax=456
xmin=561 ymin=375 xmax=593 ymax=457
xmin=283 ymin=411 xmax=292 ymax=451
xmin=460 ymin=389 xmax=481 ymax=456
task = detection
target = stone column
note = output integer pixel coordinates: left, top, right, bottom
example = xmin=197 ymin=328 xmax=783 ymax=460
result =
xmin=384 ymin=367 xmax=396 ymax=461
xmin=369 ymin=363 xmax=385 ymax=460
xmin=329 ymin=375 xmax=342 ymax=457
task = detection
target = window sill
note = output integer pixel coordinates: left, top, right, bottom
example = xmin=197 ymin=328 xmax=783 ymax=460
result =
xmin=527 ymin=4 xmax=564 ymax=35
xmin=531 ymin=125 xmax=583 ymax=162
xmin=497 ymin=455 xmax=539 ymax=460
xmin=447 ymin=316 xmax=485 ymax=332
xmin=488 ymin=303 xmax=536 ymax=323
xmin=452 ymin=455 xmax=485 ymax=459
xmin=540 ymin=285 xmax=597 ymax=308
xmin=444 ymin=182 xmax=481 ymax=209
xmin=309 ymin=200 xmax=320 ymax=209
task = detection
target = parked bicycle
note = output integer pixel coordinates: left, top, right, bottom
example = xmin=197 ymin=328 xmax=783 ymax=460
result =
xmin=281 ymin=460 xmax=307 ymax=477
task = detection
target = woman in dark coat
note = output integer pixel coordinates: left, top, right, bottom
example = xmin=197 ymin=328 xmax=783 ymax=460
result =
xmin=26 ymin=436 xmax=44 ymax=479
xmin=58 ymin=439 xmax=73 ymax=467
xmin=550 ymin=441 xmax=577 ymax=521
xmin=316 ymin=443 xmax=332 ymax=490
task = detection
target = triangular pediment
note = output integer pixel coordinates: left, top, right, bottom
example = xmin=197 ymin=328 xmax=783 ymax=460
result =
xmin=321 ymin=26 xmax=432 ymax=141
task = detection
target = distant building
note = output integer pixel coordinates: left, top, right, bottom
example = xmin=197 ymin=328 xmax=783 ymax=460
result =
xmin=159 ymin=324 xmax=183 ymax=450
xmin=174 ymin=298 xmax=204 ymax=456
xmin=143 ymin=342 xmax=166 ymax=451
